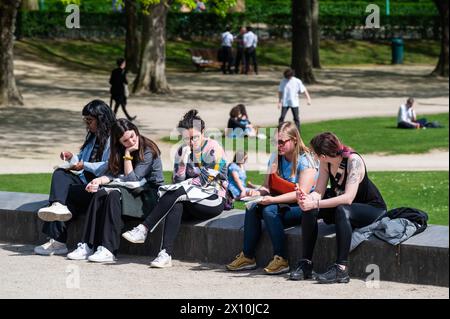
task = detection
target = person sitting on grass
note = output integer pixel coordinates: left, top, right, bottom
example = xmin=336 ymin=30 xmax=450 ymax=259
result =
xmin=121 ymin=110 xmax=228 ymax=268
xmin=34 ymin=100 xmax=116 ymax=256
xmin=290 ymin=132 xmax=387 ymax=284
xmin=226 ymin=121 xmax=318 ymax=275
xmin=66 ymin=119 xmax=163 ymax=263
xmin=227 ymin=150 xmax=258 ymax=200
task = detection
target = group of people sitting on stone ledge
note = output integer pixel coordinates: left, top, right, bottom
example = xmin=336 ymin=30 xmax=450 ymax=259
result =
xmin=34 ymin=99 xmax=388 ymax=284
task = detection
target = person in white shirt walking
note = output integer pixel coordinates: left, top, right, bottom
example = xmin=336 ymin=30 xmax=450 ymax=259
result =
xmin=278 ymin=68 xmax=312 ymax=131
xmin=243 ymin=26 xmax=258 ymax=75
xmin=221 ymin=26 xmax=234 ymax=74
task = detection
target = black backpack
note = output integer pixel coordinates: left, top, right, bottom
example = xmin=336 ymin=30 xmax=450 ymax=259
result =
xmin=387 ymin=207 xmax=429 ymax=235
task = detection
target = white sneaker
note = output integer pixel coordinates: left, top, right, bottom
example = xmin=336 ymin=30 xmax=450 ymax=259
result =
xmin=88 ymin=246 xmax=116 ymax=263
xmin=34 ymin=239 xmax=68 ymax=256
xmin=257 ymin=133 xmax=267 ymax=140
xmin=150 ymin=249 xmax=172 ymax=268
xmin=67 ymin=242 xmax=94 ymax=260
xmin=37 ymin=202 xmax=72 ymax=222
xmin=122 ymin=224 xmax=148 ymax=244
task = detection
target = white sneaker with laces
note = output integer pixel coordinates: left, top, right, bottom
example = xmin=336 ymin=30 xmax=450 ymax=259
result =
xmin=34 ymin=239 xmax=68 ymax=256
xmin=88 ymin=246 xmax=116 ymax=263
xmin=122 ymin=224 xmax=148 ymax=244
xmin=67 ymin=242 xmax=94 ymax=260
xmin=37 ymin=202 xmax=72 ymax=222
xmin=150 ymin=249 xmax=172 ymax=268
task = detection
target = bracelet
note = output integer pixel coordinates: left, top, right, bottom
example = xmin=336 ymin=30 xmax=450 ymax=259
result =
xmin=123 ymin=155 xmax=133 ymax=161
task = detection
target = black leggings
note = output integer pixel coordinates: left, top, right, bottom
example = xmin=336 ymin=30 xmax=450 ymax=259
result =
xmin=302 ymin=203 xmax=386 ymax=265
xmin=142 ymin=187 xmax=224 ymax=255
xmin=110 ymin=96 xmax=133 ymax=120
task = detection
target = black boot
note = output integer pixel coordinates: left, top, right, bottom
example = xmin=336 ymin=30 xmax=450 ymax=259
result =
xmin=316 ymin=264 xmax=350 ymax=284
xmin=289 ymin=259 xmax=315 ymax=281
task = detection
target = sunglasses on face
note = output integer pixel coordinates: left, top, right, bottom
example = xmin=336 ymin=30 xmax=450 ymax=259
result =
xmin=275 ymin=138 xmax=292 ymax=147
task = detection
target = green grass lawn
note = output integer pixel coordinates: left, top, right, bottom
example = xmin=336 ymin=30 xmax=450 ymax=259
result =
xmin=16 ymin=38 xmax=441 ymax=73
xmin=0 ymin=171 xmax=447 ymax=225
xmin=162 ymin=113 xmax=449 ymax=155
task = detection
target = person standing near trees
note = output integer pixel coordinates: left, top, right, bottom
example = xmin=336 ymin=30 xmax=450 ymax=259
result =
xmin=243 ymin=26 xmax=258 ymax=75
xmin=220 ymin=26 xmax=234 ymax=74
xmin=234 ymin=27 xmax=246 ymax=74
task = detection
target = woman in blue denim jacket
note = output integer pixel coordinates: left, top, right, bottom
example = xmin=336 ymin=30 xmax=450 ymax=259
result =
xmin=34 ymin=100 xmax=116 ymax=256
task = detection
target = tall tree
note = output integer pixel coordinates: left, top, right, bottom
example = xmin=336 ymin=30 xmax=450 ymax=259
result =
xmin=0 ymin=0 xmax=23 ymax=107
xmin=125 ymin=0 xmax=140 ymax=73
xmin=431 ymin=0 xmax=449 ymax=77
xmin=20 ymin=0 xmax=38 ymax=10
xmin=132 ymin=0 xmax=235 ymax=94
xmin=311 ymin=0 xmax=321 ymax=69
xmin=291 ymin=0 xmax=316 ymax=83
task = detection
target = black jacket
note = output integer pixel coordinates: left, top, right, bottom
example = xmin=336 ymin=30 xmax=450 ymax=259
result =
xmin=109 ymin=68 xmax=128 ymax=98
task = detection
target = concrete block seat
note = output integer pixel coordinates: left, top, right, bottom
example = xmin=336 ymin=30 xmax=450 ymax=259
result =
xmin=0 ymin=191 xmax=448 ymax=287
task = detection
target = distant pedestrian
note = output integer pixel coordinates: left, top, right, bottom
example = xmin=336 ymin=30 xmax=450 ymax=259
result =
xmin=220 ymin=26 xmax=234 ymax=74
xmin=278 ymin=68 xmax=311 ymax=131
xmin=243 ymin=26 xmax=258 ymax=75
xmin=109 ymin=58 xmax=136 ymax=121
xmin=234 ymin=27 xmax=246 ymax=74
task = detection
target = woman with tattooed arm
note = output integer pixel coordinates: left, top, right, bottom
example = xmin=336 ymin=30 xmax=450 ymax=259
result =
xmin=289 ymin=132 xmax=386 ymax=284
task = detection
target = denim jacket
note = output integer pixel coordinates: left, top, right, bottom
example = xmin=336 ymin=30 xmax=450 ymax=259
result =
xmin=71 ymin=136 xmax=110 ymax=184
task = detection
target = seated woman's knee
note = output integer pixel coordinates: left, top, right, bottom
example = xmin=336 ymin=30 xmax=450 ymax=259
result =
xmin=261 ymin=205 xmax=279 ymax=220
xmin=334 ymin=205 xmax=351 ymax=222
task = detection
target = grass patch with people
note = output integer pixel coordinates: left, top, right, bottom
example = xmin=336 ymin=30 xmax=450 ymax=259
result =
xmin=161 ymin=113 xmax=449 ymax=155
xmin=0 ymin=171 xmax=447 ymax=225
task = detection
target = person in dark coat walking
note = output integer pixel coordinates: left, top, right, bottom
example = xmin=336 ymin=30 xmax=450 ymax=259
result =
xmin=109 ymin=58 xmax=136 ymax=121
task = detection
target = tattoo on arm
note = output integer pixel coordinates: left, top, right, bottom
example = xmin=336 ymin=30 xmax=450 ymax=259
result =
xmin=347 ymin=157 xmax=363 ymax=185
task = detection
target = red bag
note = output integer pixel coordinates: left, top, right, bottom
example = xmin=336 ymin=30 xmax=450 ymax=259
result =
xmin=269 ymin=173 xmax=296 ymax=195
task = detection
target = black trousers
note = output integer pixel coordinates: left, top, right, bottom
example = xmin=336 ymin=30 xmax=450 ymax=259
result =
xmin=110 ymin=96 xmax=133 ymax=120
xmin=221 ymin=46 xmax=233 ymax=74
xmin=301 ymin=204 xmax=386 ymax=265
xmin=42 ymin=169 xmax=94 ymax=243
xmin=234 ymin=48 xmax=245 ymax=74
xmin=244 ymin=47 xmax=258 ymax=74
xmin=142 ymin=187 xmax=224 ymax=255
xmin=279 ymin=106 xmax=300 ymax=131
xmin=82 ymin=189 xmax=124 ymax=254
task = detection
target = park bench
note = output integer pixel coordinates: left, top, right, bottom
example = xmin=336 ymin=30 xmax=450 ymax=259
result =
xmin=187 ymin=48 xmax=222 ymax=71
xmin=1 ymin=190 xmax=448 ymax=287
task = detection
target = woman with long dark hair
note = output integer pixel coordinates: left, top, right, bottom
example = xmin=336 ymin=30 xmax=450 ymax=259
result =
xmin=66 ymin=119 xmax=163 ymax=262
xmin=290 ymin=132 xmax=387 ymax=284
xmin=122 ymin=109 xmax=228 ymax=268
xmin=35 ymin=100 xmax=116 ymax=256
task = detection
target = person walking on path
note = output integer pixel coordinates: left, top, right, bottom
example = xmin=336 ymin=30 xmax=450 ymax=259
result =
xmin=109 ymin=58 xmax=136 ymax=121
xmin=220 ymin=27 xmax=234 ymax=74
xmin=278 ymin=68 xmax=311 ymax=132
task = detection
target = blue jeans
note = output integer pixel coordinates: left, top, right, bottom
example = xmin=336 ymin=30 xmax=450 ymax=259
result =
xmin=243 ymin=204 xmax=302 ymax=259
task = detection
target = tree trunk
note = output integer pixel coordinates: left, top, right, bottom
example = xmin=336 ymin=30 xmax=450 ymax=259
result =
xmin=133 ymin=1 xmax=171 ymax=94
xmin=311 ymin=0 xmax=321 ymax=69
xmin=291 ymin=0 xmax=316 ymax=84
xmin=431 ymin=0 xmax=449 ymax=77
xmin=20 ymin=0 xmax=38 ymax=10
xmin=0 ymin=0 xmax=23 ymax=107
xmin=125 ymin=0 xmax=140 ymax=73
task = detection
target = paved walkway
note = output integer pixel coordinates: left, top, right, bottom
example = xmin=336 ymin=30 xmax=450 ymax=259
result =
xmin=0 ymin=243 xmax=447 ymax=299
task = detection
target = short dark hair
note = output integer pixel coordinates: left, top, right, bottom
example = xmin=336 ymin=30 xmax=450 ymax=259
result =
xmin=407 ymin=97 xmax=415 ymax=105
xmin=246 ymin=26 xmax=253 ymax=32
xmin=284 ymin=68 xmax=294 ymax=79
xmin=116 ymin=58 xmax=125 ymax=67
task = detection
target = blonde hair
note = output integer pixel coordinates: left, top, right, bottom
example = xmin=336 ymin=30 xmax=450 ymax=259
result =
xmin=278 ymin=122 xmax=311 ymax=178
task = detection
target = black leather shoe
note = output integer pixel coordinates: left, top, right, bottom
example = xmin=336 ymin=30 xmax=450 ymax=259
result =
xmin=316 ymin=264 xmax=350 ymax=284
xmin=128 ymin=116 xmax=137 ymax=121
xmin=289 ymin=259 xmax=314 ymax=281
